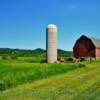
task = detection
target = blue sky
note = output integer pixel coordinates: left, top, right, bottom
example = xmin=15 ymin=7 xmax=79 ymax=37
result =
xmin=0 ymin=0 xmax=100 ymax=51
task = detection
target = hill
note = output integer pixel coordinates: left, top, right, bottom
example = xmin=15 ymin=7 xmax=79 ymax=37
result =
xmin=0 ymin=48 xmax=72 ymax=57
xmin=58 ymin=49 xmax=72 ymax=57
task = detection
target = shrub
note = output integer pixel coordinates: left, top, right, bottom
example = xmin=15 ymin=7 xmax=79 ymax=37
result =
xmin=40 ymin=59 xmax=47 ymax=63
xmin=80 ymin=58 xmax=86 ymax=62
xmin=2 ymin=55 xmax=9 ymax=60
xmin=76 ymin=63 xmax=86 ymax=68
xmin=10 ymin=55 xmax=18 ymax=60
xmin=66 ymin=57 xmax=73 ymax=62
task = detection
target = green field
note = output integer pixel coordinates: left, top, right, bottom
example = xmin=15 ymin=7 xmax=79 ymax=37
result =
xmin=0 ymin=60 xmax=78 ymax=91
xmin=0 ymin=59 xmax=100 ymax=100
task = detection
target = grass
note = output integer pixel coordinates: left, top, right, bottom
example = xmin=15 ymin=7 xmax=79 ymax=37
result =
xmin=17 ymin=57 xmax=45 ymax=63
xmin=0 ymin=60 xmax=79 ymax=91
xmin=0 ymin=60 xmax=100 ymax=100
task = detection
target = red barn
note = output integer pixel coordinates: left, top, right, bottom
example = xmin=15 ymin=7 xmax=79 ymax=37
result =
xmin=73 ymin=35 xmax=100 ymax=59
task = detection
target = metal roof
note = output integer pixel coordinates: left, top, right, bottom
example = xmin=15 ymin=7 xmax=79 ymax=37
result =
xmin=83 ymin=35 xmax=100 ymax=48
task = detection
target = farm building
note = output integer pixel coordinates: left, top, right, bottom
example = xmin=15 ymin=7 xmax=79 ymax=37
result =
xmin=73 ymin=35 xmax=100 ymax=59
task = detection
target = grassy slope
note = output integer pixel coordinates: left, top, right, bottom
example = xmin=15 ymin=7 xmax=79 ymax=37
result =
xmin=0 ymin=61 xmax=100 ymax=100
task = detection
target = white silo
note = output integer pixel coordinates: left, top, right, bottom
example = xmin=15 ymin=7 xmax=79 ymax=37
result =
xmin=46 ymin=24 xmax=57 ymax=63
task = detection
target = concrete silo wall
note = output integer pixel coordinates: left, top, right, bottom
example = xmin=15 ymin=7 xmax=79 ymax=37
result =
xmin=46 ymin=24 xmax=57 ymax=63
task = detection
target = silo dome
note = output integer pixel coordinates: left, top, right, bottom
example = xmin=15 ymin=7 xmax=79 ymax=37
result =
xmin=47 ymin=24 xmax=57 ymax=29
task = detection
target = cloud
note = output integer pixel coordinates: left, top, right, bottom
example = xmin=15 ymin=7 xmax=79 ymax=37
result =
xmin=57 ymin=0 xmax=99 ymax=10
xmin=56 ymin=0 xmax=80 ymax=9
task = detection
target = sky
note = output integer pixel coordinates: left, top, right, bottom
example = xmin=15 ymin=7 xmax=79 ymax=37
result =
xmin=0 ymin=0 xmax=100 ymax=51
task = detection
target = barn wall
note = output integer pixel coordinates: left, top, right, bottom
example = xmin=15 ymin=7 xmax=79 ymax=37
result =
xmin=96 ymin=48 xmax=100 ymax=58
xmin=73 ymin=36 xmax=95 ymax=58
xmin=73 ymin=43 xmax=95 ymax=58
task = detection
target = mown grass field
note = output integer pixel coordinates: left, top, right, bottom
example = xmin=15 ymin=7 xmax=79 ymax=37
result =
xmin=0 ymin=59 xmax=100 ymax=100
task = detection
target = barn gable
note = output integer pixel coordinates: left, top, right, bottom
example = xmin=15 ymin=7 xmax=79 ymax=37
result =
xmin=74 ymin=35 xmax=100 ymax=48
xmin=73 ymin=35 xmax=100 ymax=58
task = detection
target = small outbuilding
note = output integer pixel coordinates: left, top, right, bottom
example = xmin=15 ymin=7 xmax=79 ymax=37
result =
xmin=73 ymin=35 xmax=100 ymax=59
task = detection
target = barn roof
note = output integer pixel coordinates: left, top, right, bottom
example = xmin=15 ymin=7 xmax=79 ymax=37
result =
xmin=83 ymin=35 xmax=100 ymax=48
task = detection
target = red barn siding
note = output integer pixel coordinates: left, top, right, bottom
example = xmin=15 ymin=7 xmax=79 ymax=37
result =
xmin=74 ymin=43 xmax=89 ymax=58
xmin=73 ymin=36 xmax=95 ymax=58
xmin=96 ymin=48 xmax=100 ymax=58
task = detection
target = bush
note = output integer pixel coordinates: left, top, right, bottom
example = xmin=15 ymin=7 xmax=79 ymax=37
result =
xmin=10 ymin=55 xmax=18 ymax=60
xmin=40 ymin=59 xmax=47 ymax=63
xmin=66 ymin=57 xmax=73 ymax=62
xmin=76 ymin=63 xmax=86 ymax=68
xmin=2 ymin=55 xmax=9 ymax=60
xmin=80 ymin=58 xmax=86 ymax=62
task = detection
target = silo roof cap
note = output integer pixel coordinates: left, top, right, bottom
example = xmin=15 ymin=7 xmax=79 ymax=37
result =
xmin=47 ymin=24 xmax=57 ymax=29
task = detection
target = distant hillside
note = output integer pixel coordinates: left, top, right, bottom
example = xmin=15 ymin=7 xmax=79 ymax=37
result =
xmin=0 ymin=48 xmax=72 ymax=57
xmin=58 ymin=49 xmax=72 ymax=57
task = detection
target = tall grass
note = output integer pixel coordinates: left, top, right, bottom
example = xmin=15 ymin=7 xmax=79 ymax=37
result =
xmin=0 ymin=60 xmax=79 ymax=91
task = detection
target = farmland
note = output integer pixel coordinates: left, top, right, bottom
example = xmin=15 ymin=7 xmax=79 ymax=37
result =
xmin=0 ymin=59 xmax=78 ymax=91
xmin=0 ymin=59 xmax=100 ymax=100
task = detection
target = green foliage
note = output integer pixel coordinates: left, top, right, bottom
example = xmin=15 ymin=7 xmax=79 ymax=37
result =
xmin=18 ymin=57 xmax=45 ymax=63
xmin=0 ymin=60 xmax=77 ymax=91
xmin=65 ymin=57 xmax=73 ymax=62
xmin=75 ymin=63 xmax=86 ymax=68
xmin=58 ymin=49 xmax=72 ymax=58
xmin=2 ymin=55 xmax=10 ymax=60
xmin=10 ymin=55 xmax=18 ymax=60
xmin=80 ymin=57 xmax=86 ymax=61
xmin=0 ymin=48 xmax=72 ymax=59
